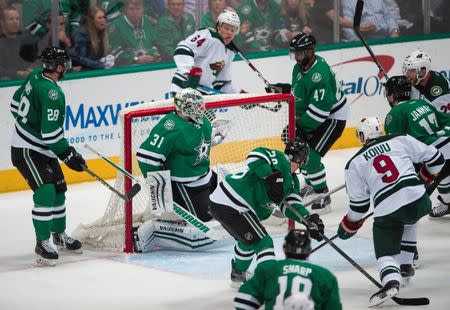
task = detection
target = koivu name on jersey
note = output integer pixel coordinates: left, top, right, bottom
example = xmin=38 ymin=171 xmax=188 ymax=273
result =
xmin=362 ymin=142 xmax=391 ymax=161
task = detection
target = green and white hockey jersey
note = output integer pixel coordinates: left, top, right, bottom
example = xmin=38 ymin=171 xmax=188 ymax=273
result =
xmin=10 ymin=68 xmax=70 ymax=158
xmin=345 ymin=134 xmax=444 ymax=221
xmin=170 ymin=28 xmax=240 ymax=94
xmin=292 ymin=55 xmax=349 ymax=133
xmin=411 ymin=71 xmax=450 ymax=114
xmin=137 ymin=112 xmax=212 ymax=183
xmin=384 ymin=98 xmax=450 ymax=158
xmin=215 ymin=147 xmax=309 ymax=222
xmin=235 ymin=259 xmax=341 ymax=310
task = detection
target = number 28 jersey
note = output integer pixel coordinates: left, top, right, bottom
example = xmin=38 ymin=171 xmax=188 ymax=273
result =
xmin=344 ymin=134 xmax=444 ymax=220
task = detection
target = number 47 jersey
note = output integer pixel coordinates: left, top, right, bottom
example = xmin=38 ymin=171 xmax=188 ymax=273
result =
xmin=344 ymin=134 xmax=444 ymax=219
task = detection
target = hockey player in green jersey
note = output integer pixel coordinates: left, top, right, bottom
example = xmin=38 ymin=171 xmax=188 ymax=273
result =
xmin=10 ymin=47 xmax=86 ymax=266
xmin=403 ymin=49 xmax=450 ymax=114
xmin=209 ymin=138 xmax=325 ymax=287
xmin=339 ymin=117 xmax=444 ymax=307
xmin=235 ymin=229 xmax=341 ymax=310
xmin=384 ymin=75 xmax=450 ymax=219
xmin=133 ymin=88 xmax=232 ymax=252
xmin=268 ymin=33 xmax=349 ymax=214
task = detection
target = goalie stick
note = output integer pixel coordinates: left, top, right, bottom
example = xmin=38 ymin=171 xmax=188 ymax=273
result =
xmin=81 ymin=165 xmax=141 ymax=201
xmin=353 ymin=0 xmax=389 ymax=80
xmin=283 ymin=201 xmax=430 ymax=306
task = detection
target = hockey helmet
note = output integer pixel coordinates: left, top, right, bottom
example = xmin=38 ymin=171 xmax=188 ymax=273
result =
xmin=216 ymin=9 xmax=240 ymax=32
xmin=174 ymin=88 xmax=206 ymax=124
xmin=283 ymin=229 xmax=311 ymax=259
xmin=402 ymin=49 xmax=431 ymax=85
xmin=384 ymin=75 xmax=411 ymax=102
xmin=356 ymin=117 xmax=383 ymax=144
xmin=284 ymin=137 xmax=309 ymax=165
xmin=289 ymin=33 xmax=316 ymax=53
xmin=283 ymin=293 xmax=315 ymax=310
xmin=41 ymin=46 xmax=72 ymax=72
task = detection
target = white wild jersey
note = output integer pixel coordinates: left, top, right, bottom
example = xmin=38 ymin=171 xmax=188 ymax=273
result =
xmin=344 ymin=134 xmax=444 ymax=220
xmin=170 ymin=28 xmax=240 ymax=94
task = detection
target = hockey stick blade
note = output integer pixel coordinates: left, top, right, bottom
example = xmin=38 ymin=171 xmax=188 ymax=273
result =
xmin=392 ymin=296 xmax=429 ymax=306
xmin=125 ymin=183 xmax=141 ymax=201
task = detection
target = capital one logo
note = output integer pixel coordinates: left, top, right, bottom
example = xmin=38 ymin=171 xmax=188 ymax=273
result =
xmin=332 ymin=55 xmax=395 ymax=104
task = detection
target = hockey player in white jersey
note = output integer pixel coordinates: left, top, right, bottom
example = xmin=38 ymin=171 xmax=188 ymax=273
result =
xmin=169 ymin=9 xmax=245 ymax=96
xmin=338 ymin=117 xmax=444 ymax=307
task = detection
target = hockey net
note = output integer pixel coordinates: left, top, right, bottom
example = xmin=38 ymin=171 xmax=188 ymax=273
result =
xmin=73 ymin=93 xmax=295 ymax=252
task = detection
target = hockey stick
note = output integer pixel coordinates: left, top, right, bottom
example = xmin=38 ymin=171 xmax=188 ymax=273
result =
xmin=310 ymin=211 xmax=373 ymax=254
xmin=353 ymin=0 xmax=389 ymax=80
xmin=81 ymin=165 xmax=141 ymax=201
xmin=283 ymin=202 xmax=430 ymax=306
xmin=303 ymin=184 xmax=346 ymax=208
xmin=426 ymin=160 xmax=450 ymax=195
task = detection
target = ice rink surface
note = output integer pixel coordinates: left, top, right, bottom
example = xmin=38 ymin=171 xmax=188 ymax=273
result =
xmin=1 ymin=148 xmax=449 ymax=310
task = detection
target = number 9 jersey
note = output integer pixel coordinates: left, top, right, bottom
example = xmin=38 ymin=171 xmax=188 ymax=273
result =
xmin=10 ymin=67 xmax=70 ymax=158
xmin=344 ymin=134 xmax=444 ymax=221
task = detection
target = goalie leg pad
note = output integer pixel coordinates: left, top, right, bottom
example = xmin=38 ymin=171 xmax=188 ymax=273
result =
xmin=145 ymin=170 xmax=173 ymax=214
xmin=135 ymin=220 xmax=157 ymax=253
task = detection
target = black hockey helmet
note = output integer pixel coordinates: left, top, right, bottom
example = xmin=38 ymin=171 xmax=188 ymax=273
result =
xmin=384 ymin=75 xmax=411 ymax=102
xmin=289 ymin=33 xmax=316 ymax=53
xmin=285 ymin=137 xmax=309 ymax=164
xmin=41 ymin=46 xmax=72 ymax=72
xmin=283 ymin=229 xmax=311 ymax=259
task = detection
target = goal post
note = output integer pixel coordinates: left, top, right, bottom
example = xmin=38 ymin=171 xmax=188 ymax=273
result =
xmin=74 ymin=93 xmax=296 ymax=252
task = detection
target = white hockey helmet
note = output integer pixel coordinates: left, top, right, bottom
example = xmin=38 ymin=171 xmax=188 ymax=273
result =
xmin=402 ymin=49 xmax=432 ymax=85
xmin=174 ymin=88 xmax=206 ymax=124
xmin=356 ymin=117 xmax=383 ymax=144
xmin=283 ymin=293 xmax=315 ymax=310
xmin=216 ymin=8 xmax=240 ymax=32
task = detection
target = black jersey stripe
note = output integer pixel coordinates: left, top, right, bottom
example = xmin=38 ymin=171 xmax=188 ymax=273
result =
xmin=16 ymin=126 xmax=49 ymax=149
xmin=220 ymin=183 xmax=249 ymax=210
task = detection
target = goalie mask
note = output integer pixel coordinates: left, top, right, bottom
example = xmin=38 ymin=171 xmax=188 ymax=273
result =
xmin=284 ymin=137 xmax=309 ymax=165
xmin=356 ymin=117 xmax=383 ymax=145
xmin=283 ymin=229 xmax=311 ymax=260
xmin=402 ymin=49 xmax=431 ymax=85
xmin=174 ymin=88 xmax=206 ymax=124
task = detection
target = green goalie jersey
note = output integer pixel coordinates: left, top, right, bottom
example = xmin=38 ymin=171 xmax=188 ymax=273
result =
xmin=292 ymin=55 xmax=348 ymax=133
xmin=235 ymin=259 xmax=342 ymax=310
xmin=137 ymin=112 xmax=212 ymax=182
xmin=10 ymin=68 xmax=70 ymax=158
xmin=384 ymin=98 xmax=450 ymax=146
xmin=222 ymin=147 xmax=309 ymax=221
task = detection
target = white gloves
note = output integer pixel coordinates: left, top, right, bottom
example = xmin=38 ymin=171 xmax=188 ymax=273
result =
xmin=211 ymin=119 xmax=232 ymax=146
xmin=100 ymin=54 xmax=115 ymax=69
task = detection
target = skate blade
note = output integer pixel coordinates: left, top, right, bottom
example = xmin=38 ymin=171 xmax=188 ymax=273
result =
xmin=311 ymin=205 xmax=331 ymax=215
xmin=413 ymin=261 xmax=419 ymax=269
xmin=56 ymin=246 xmax=83 ymax=254
xmin=401 ymin=277 xmax=412 ymax=287
xmin=35 ymin=255 xmax=57 ymax=267
xmin=428 ymin=214 xmax=450 ymax=220
xmin=368 ymin=287 xmax=399 ymax=308
xmin=230 ymin=280 xmax=243 ymax=289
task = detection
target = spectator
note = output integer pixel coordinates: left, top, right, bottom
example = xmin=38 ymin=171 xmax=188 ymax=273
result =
xmin=72 ymin=6 xmax=115 ymax=70
xmin=237 ymin=0 xmax=280 ymax=52
xmin=155 ymin=0 xmax=195 ymax=61
xmin=35 ymin=12 xmax=72 ymax=55
xmin=341 ymin=0 xmax=400 ymax=41
xmin=97 ymin=0 xmax=126 ymax=22
xmin=273 ymin=0 xmax=312 ymax=48
xmin=0 ymin=6 xmax=33 ymax=80
xmin=319 ymin=0 xmax=353 ymax=43
xmin=108 ymin=0 xmax=160 ymax=66
xmin=184 ymin=0 xmax=209 ymax=17
xmin=200 ymin=0 xmax=228 ymax=28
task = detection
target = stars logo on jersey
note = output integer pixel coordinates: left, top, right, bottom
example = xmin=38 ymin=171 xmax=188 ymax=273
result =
xmin=430 ymin=86 xmax=443 ymax=97
xmin=209 ymin=60 xmax=225 ymax=76
xmin=194 ymin=134 xmax=211 ymax=165
xmin=385 ymin=114 xmax=393 ymax=125
xmin=312 ymin=72 xmax=322 ymax=83
xmin=48 ymin=89 xmax=59 ymax=101
xmin=164 ymin=119 xmax=175 ymax=130
xmin=296 ymin=72 xmax=303 ymax=80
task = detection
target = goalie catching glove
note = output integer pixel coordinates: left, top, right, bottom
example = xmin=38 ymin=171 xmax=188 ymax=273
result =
xmin=211 ymin=119 xmax=232 ymax=146
xmin=264 ymin=169 xmax=284 ymax=203
xmin=58 ymin=146 xmax=86 ymax=172
xmin=337 ymin=215 xmax=364 ymax=240
xmin=304 ymin=213 xmax=324 ymax=241
xmin=265 ymin=83 xmax=291 ymax=94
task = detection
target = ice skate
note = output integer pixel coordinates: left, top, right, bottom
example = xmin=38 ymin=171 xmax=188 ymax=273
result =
xmin=310 ymin=188 xmax=331 ymax=215
xmin=35 ymin=239 xmax=58 ymax=266
xmin=299 ymin=184 xmax=314 ymax=198
xmin=429 ymin=196 xmax=450 ymax=219
xmin=400 ymin=264 xmax=415 ymax=286
xmin=52 ymin=232 xmax=82 ymax=254
xmin=230 ymin=259 xmax=252 ymax=288
xmin=369 ymin=280 xmax=400 ymax=307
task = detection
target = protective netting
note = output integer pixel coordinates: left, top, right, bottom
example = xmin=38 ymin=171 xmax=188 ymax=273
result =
xmin=73 ymin=93 xmax=294 ymax=251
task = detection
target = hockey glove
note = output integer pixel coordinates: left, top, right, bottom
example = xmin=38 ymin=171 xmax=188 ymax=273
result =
xmin=58 ymin=146 xmax=86 ymax=172
xmin=337 ymin=215 xmax=364 ymax=240
xmin=264 ymin=169 xmax=284 ymax=203
xmin=419 ymin=165 xmax=436 ymax=184
xmin=295 ymin=125 xmax=314 ymax=143
xmin=265 ymin=83 xmax=291 ymax=94
xmin=185 ymin=66 xmax=202 ymax=89
xmin=211 ymin=119 xmax=232 ymax=146
xmin=304 ymin=213 xmax=324 ymax=241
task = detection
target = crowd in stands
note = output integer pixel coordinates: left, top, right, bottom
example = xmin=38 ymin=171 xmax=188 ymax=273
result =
xmin=0 ymin=0 xmax=448 ymax=80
